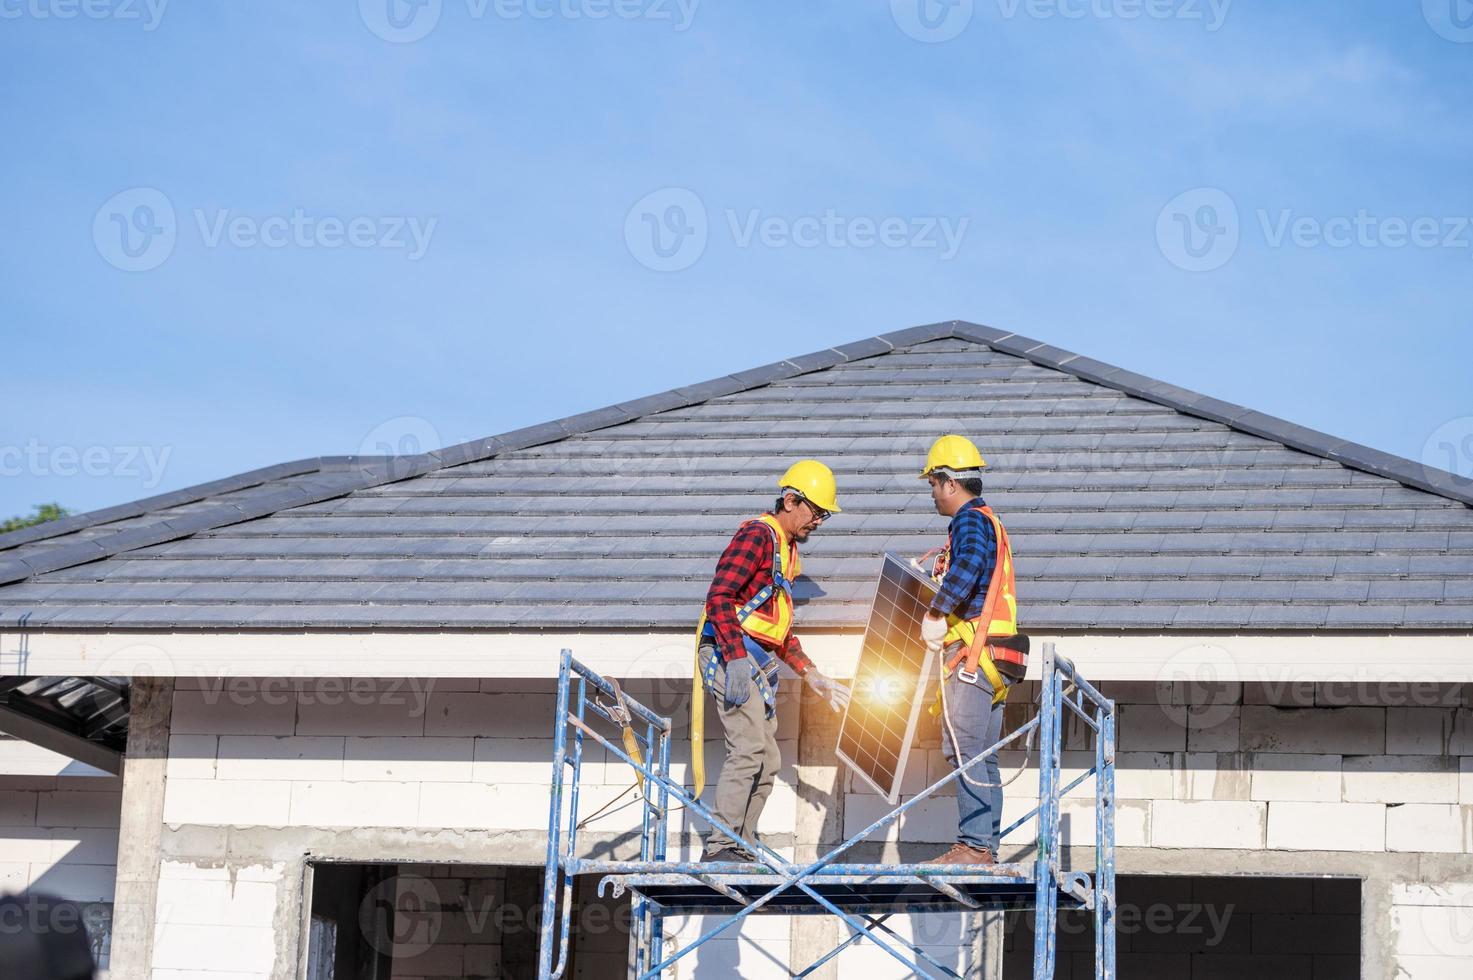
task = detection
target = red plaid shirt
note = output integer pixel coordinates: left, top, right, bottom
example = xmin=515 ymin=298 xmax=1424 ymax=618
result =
xmin=705 ymin=518 xmax=814 ymax=675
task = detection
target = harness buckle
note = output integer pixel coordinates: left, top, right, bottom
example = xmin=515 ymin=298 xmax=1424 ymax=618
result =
xmin=956 ymin=667 xmax=979 ymax=685
xmin=605 ymin=678 xmax=634 ymax=727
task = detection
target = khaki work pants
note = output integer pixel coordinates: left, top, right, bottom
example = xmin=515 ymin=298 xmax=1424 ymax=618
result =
xmin=702 ymin=650 xmax=781 ymax=857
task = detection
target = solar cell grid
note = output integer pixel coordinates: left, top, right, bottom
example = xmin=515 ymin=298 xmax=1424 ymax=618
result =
xmin=836 ymin=553 xmax=942 ymax=803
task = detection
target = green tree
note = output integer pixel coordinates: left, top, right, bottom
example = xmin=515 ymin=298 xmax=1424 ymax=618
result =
xmin=1 ymin=503 xmax=70 ymax=533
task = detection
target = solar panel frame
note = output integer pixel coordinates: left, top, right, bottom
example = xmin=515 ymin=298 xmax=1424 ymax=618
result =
xmin=835 ymin=552 xmax=944 ymax=805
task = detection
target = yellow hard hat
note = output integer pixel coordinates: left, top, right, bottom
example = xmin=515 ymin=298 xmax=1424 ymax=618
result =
xmin=778 ymin=460 xmax=841 ymax=513
xmin=920 ymin=434 xmax=987 ymax=480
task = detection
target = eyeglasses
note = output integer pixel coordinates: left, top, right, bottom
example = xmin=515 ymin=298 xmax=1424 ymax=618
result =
xmin=799 ymin=498 xmax=831 ymax=523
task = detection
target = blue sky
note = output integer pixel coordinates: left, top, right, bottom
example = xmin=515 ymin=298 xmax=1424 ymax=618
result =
xmin=2 ymin=0 xmax=1471 ymax=518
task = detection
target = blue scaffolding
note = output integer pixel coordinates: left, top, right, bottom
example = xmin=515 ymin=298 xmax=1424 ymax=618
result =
xmin=537 ymin=643 xmax=1117 ymax=979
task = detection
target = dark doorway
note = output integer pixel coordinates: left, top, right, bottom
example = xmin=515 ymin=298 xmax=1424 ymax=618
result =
xmin=1002 ymin=875 xmax=1360 ymax=978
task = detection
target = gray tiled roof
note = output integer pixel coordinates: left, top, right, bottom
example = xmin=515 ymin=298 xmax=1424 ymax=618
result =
xmin=2 ymin=321 xmax=1470 ymax=631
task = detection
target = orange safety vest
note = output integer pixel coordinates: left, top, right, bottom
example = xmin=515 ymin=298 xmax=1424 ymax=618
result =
xmin=931 ymin=505 xmax=1024 ymax=696
xmin=729 ymin=513 xmax=800 ymax=649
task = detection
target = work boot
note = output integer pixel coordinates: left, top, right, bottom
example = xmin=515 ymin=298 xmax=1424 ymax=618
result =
xmin=703 ymin=847 xmax=753 ymax=864
xmin=922 ymin=842 xmax=997 ymax=866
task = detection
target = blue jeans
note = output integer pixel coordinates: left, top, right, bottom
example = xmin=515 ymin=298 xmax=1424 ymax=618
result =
xmin=940 ymin=663 xmax=1010 ymax=853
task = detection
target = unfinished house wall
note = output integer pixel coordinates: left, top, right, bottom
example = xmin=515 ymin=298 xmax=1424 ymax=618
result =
xmin=109 ymin=671 xmax=1473 ymax=978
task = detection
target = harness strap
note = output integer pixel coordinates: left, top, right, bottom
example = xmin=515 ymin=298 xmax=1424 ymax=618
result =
xmin=945 ymin=644 xmax=1009 ymax=706
xmin=606 ymin=678 xmax=646 ymax=789
xmin=973 ymin=508 xmax=1015 ymax=640
xmin=736 ymin=583 xmax=775 ymax=620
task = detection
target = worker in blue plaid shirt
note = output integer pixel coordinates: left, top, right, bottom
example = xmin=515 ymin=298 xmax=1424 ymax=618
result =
xmin=918 ymin=435 xmax=1027 ymax=867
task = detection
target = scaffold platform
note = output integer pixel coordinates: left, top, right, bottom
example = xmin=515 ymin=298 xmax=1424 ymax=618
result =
xmin=537 ymin=643 xmax=1117 ymax=979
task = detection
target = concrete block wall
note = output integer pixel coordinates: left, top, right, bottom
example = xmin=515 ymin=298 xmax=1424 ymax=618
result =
xmin=0 ymin=773 xmax=122 ymax=901
xmin=661 ymin=912 xmax=809 ymax=978
xmin=838 ymin=681 xmax=1473 ymax=857
xmin=0 ymin=772 xmax=122 ymax=972
xmin=151 ymin=859 xmax=286 ymax=980
xmin=0 ymin=736 xmax=115 ymax=778
xmin=777 ymin=912 xmax=986 ymax=978
xmin=163 ymin=676 xmax=801 ymax=858
xmin=0 ymin=773 xmax=121 ymax=971
xmin=166 ymin=678 xmax=624 ymax=836
xmin=1389 ymin=880 xmax=1473 ymax=980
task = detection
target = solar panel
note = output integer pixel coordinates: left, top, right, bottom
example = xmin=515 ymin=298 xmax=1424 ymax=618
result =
xmin=836 ymin=552 xmax=942 ymax=804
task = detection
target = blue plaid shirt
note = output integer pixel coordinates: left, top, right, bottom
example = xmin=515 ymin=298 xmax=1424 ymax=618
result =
xmin=930 ymin=497 xmax=998 ymax=621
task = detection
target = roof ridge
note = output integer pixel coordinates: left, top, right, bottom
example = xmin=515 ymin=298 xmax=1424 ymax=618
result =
xmin=417 ymin=320 xmax=954 ymax=470
xmin=2 ymin=317 xmax=1465 ymax=589
xmin=947 ymin=321 xmax=1473 ymax=508
xmin=0 ymin=325 xmax=939 ymax=586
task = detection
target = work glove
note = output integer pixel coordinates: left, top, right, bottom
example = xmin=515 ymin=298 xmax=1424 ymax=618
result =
xmin=920 ymin=613 xmax=948 ymax=654
xmin=804 ymin=668 xmax=851 ymax=713
xmin=722 ymin=658 xmax=752 ymax=709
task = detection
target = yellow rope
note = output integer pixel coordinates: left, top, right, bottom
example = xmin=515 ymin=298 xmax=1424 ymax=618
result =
xmin=690 ymin=615 xmax=708 ymax=798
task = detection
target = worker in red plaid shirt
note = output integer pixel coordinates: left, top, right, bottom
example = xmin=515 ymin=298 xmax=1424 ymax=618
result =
xmin=696 ymin=460 xmax=850 ymax=863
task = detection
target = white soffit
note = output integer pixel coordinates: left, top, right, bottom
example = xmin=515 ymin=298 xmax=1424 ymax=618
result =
xmin=2 ymin=630 xmax=1472 ymax=684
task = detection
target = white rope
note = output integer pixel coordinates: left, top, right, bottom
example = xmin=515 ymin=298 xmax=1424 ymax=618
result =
xmin=937 ymin=647 xmax=1036 ymax=791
